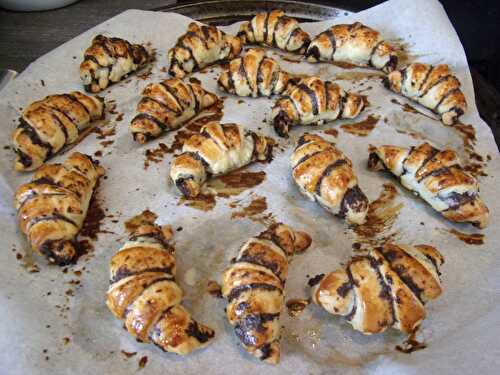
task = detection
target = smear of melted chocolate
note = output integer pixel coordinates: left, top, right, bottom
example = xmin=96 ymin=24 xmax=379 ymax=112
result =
xmin=341 ymin=115 xmax=380 ymax=137
xmin=446 ymin=228 xmax=484 ymax=245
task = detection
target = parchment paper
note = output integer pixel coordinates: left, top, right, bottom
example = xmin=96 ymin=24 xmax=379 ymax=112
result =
xmin=1 ymin=0 xmax=499 ymax=374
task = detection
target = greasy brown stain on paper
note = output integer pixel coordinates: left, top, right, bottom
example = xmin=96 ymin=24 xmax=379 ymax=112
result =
xmin=286 ymin=298 xmax=311 ymax=317
xmin=390 ymin=98 xmax=438 ymax=121
xmin=231 ymin=196 xmax=268 ymax=220
xmin=333 ymin=71 xmax=384 ymax=81
xmin=143 ymin=143 xmax=169 ymax=169
xmin=353 ymin=183 xmax=403 ymax=242
xmin=341 ymin=115 xmax=380 ymax=137
xmin=446 ymin=228 xmax=484 ymax=245
xmin=206 ymin=280 xmax=223 ymax=298
xmin=179 ymin=194 xmax=216 ymax=212
xmin=324 ymin=128 xmax=339 ymax=137
xmin=395 ymin=330 xmax=427 ymax=354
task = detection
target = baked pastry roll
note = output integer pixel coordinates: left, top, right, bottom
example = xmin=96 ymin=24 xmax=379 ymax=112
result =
xmin=168 ymin=22 xmax=242 ymax=78
xmin=310 ymin=243 xmax=444 ymax=335
xmin=222 ymin=223 xmax=311 ymax=364
xmin=271 ymin=76 xmax=365 ymax=137
xmin=130 ymin=78 xmax=219 ymax=143
xmin=384 ymin=63 xmax=467 ymax=125
xmin=368 ymin=143 xmax=489 ymax=228
xmin=306 ymin=22 xmax=398 ymax=73
xmin=217 ymin=48 xmax=290 ymax=97
xmin=14 ymin=152 xmax=104 ymax=265
xmin=238 ymin=10 xmax=310 ymax=54
xmin=106 ymin=211 xmax=215 ymax=354
xmin=80 ymin=35 xmax=149 ymax=93
xmin=12 ymin=92 xmax=105 ymax=172
xmin=291 ymin=134 xmax=369 ymax=225
xmin=170 ymin=121 xmax=274 ymax=198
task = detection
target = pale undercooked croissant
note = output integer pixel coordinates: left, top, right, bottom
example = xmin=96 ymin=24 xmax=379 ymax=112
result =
xmin=310 ymin=243 xmax=444 ymax=335
xmin=368 ymin=142 xmax=489 ymax=228
xmin=238 ymin=10 xmax=310 ymax=54
xmin=129 ymin=77 xmax=219 ymax=144
xmin=291 ymin=133 xmax=369 ymax=225
xmin=221 ymin=223 xmax=312 ymax=364
xmin=80 ymin=35 xmax=150 ymax=93
xmin=168 ymin=22 xmax=242 ymax=78
xmin=170 ymin=121 xmax=274 ymax=198
xmin=384 ymin=63 xmax=467 ymax=125
xmin=14 ymin=152 xmax=104 ymax=265
xmin=306 ymin=22 xmax=398 ymax=73
xmin=217 ymin=48 xmax=290 ymax=97
xmin=106 ymin=210 xmax=215 ymax=355
xmin=271 ymin=76 xmax=365 ymax=137
xmin=12 ymin=92 xmax=104 ymax=172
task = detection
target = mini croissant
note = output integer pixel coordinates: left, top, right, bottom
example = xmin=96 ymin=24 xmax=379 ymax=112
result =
xmin=12 ymin=92 xmax=104 ymax=171
xmin=222 ymin=223 xmax=312 ymax=364
xmin=238 ymin=10 xmax=310 ymax=54
xmin=291 ymin=134 xmax=369 ymax=225
xmin=170 ymin=121 xmax=274 ymax=198
xmin=129 ymin=78 xmax=219 ymax=143
xmin=106 ymin=211 xmax=215 ymax=355
xmin=306 ymin=22 xmax=398 ymax=73
xmin=310 ymin=243 xmax=444 ymax=335
xmin=368 ymin=143 xmax=489 ymax=228
xmin=271 ymin=76 xmax=365 ymax=137
xmin=168 ymin=22 xmax=242 ymax=78
xmin=384 ymin=63 xmax=467 ymax=125
xmin=217 ymin=48 xmax=290 ymax=97
xmin=80 ymin=35 xmax=149 ymax=93
xmin=14 ymin=152 xmax=104 ymax=265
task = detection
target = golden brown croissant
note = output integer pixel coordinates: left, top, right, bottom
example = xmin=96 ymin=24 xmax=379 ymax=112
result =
xmin=106 ymin=211 xmax=215 ymax=355
xmin=12 ymin=92 xmax=104 ymax=172
xmin=271 ymin=76 xmax=365 ymax=137
xmin=217 ymin=48 xmax=290 ymax=97
xmin=80 ymin=35 xmax=150 ymax=93
xmin=14 ymin=152 xmax=104 ymax=265
xmin=129 ymin=78 xmax=219 ymax=143
xmin=170 ymin=121 xmax=274 ymax=198
xmin=384 ymin=63 xmax=467 ymax=125
xmin=310 ymin=243 xmax=444 ymax=335
xmin=168 ymin=22 xmax=242 ymax=78
xmin=221 ymin=223 xmax=311 ymax=364
xmin=368 ymin=142 xmax=489 ymax=228
xmin=238 ymin=10 xmax=310 ymax=54
xmin=306 ymin=22 xmax=398 ymax=73
xmin=291 ymin=133 xmax=369 ymax=225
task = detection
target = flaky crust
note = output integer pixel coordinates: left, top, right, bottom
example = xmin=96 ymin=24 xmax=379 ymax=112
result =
xmin=291 ymin=134 xmax=369 ymax=225
xmin=271 ymin=76 xmax=365 ymax=137
xmin=238 ymin=10 xmax=310 ymax=54
xmin=80 ymin=35 xmax=149 ymax=93
xmin=168 ymin=22 xmax=242 ymax=78
xmin=14 ymin=152 xmax=104 ymax=265
xmin=217 ymin=48 xmax=289 ymax=97
xmin=311 ymin=243 xmax=444 ymax=335
xmin=106 ymin=211 xmax=215 ymax=355
xmin=12 ymin=92 xmax=104 ymax=171
xmin=222 ymin=223 xmax=311 ymax=364
xmin=368 ymin=142 xmax=489 ymax=228
xmin=129 ymin=78 xmax=219 ymax=143
xmin=385 ymin=63 xmax=467 ymax=125
xmin=170 ymin=121 xmax=273 ymax=198
xmin=306 ymin=22 xmax=397 ymax=73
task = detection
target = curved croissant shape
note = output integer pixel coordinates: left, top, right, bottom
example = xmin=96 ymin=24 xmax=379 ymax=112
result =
xmin=170 ymin=121 xmax=274 ymax=198
xmin=217 ymin=48 xmax=290 ymax=97
xmin=12 ymin=92 xmax=104 ymax=172
xmin=222 ymin=223 xmax=312 ymax=364
xmin=80 ymin=35 xmax=149 ymax=93
xmin=306 ymin=22 xmax=398 ymax=73
xmin=271 ymin=76 xmax=365 ymax=137
xmin=168 ymin=22 xmax=242 ymax=78
xmin=129 ymin=78 xmax=219 ymax=143
xmin=384 ymin=63 xmax=467 ymax=125
xmin=291 ymin=133 xmax=369 ymax=225
xmin=310 ymin=243 xmax=444 ymax=335
xmin=106 ymin=211 xmax=215 ymax=355
xmin=14 ymin=152 xmax=104 ymax=265
xmin=368 ymin=142 xmax=489 ymax=228
xmin=238 ymin=10 xmax=310 ymax=54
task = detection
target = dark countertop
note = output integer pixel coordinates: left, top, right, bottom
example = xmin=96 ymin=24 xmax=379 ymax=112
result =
xmin=0 ymin=0 xmax=499 ymax=147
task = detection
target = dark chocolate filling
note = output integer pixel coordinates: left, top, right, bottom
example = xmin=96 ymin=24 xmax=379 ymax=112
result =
xmin=227 ymin=283 xmax=281 ymax=303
